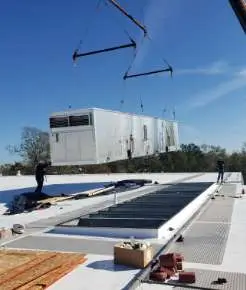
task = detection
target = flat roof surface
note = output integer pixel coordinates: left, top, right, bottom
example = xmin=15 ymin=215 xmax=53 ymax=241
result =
xmin=0 ymin=172 xmax=245 ymax=290
xmin=0 ymin=173 xmax=200 ymax=228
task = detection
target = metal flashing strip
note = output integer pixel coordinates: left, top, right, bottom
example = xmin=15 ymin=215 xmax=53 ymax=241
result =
xmin=4 ymin=235 xmax=163 ymax=256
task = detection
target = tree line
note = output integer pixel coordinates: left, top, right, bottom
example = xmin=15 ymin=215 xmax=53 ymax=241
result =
xmin=1 ymin=127 xmax=246 ymax=182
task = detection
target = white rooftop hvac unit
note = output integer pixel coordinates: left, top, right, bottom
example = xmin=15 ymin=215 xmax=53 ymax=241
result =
xmin=49 ymin=108 xmax=180 ymax=166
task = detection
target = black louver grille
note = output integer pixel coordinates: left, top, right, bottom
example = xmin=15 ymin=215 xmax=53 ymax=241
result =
xmin=49 ymin=117 xmax=69 ymax=128
xmin=69 ymin=115 xmax=89 ymax=126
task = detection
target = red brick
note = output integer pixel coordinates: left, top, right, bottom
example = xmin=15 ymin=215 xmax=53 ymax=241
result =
xmin=177 ymin=262 xmax=183 ymax=271
xmin=158 ymin=266 xmax=176 ymax=278
xmin=175 ymin=253 xmax=184 ymax=262
xmin=159 ymin=253 xmax=176 ymax=268
xmin=179 ymin=272 xmax=196 ymax=283
xmin=150 ymin=270 xmax=167 ymax=281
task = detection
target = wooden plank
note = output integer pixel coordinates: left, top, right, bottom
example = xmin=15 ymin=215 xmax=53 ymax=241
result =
xmin=0 ymin=251 xmax=57 ymax=286
xmin=37 ymin=196 xmax=74 ymax=204
xmin=87 ymin=186 xmax=115 ymax=197
xmin=0 ymin=250 xmax=86 ymax=290
xmin=36 ymin=186 xmax=114 ymax=205
xmin=18 ymin=256 xmax=87 ymax=290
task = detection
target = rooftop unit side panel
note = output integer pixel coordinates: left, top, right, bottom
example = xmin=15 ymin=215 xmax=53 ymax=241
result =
xmin=50 ymin=129 xmax=97 ymax=166
xmin=50 ymin=131 xmax=67 ymax=164
xmin=93 ymin=109 xmax=127 ymax=164
xmin=173 ymin=121 xmax=180 ymax=148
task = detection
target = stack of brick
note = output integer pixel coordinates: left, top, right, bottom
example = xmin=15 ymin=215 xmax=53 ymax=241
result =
xmin=149 ymin=252 xmax=196 ymax=284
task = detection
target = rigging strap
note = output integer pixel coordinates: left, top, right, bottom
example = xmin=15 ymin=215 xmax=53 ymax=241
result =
xmin=106 ymin=0 xmax=147 ymax=36
xmin=75 ymin=0 xmax=103 ymax=53
xmin=122 ymin=30 xmax=173 ymax=79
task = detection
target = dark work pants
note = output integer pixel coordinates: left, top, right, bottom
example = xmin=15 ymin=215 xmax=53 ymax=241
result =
xmin=217 ymin=170 xmax=224 ymax=182
xmin=35 ymin=175 xmax=44 ymax=193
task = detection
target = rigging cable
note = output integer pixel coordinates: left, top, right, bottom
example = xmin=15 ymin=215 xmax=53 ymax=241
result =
xmin=73 ymin=0 xmax=104 ymax=63
xmin=106 ymin=0 xmax=147 ymax=36
xmin=140 ymin=96 xmax=144 ymax=113
xmin=104 ymin=0 xmax=144 ymax=75
xmin=122 ymin=31 xmax=173 ymax=79
xmin=72 ymin=0 xmax=137 ymax=62
xmin=103 ymin=0 xmax=147 ymax=111
xmin=103 ymin=0 xmax=136 ymax=42
xmin=102 ymin=0 xmax=140 ymax=111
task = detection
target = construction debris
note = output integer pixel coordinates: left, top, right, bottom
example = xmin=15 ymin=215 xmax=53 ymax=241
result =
xmin=8 ymin=192 xmax=52 ymax=214
xmin=114 ymin=240 xmax=153 ymax=268
xmin=12 ymin=224 xmax=25 ymax=235
xmin=5 ymin=179 xmax=151 ymax=215
xmin=85 ymin=185 xmax=115 ymax=197
xmin=109 ymin=179 xmax=152 ymax=188
xmin=149 ymin=252 xmax=196 ymax=284
xmin=117 ymin=240 xmax=150 ymax=251
xmin=176 ymin=235 xmax=184 ymax=243
xmin=212 ymin=277 xmax=228 ymax=285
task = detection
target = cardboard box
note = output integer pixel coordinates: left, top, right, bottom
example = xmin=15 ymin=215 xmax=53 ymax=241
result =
xmin=114 ymin=244 xmax=153 ymax=268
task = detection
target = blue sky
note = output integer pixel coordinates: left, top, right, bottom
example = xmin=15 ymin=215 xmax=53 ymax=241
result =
xmin=1 ymin=0 xmax=246 ymax=163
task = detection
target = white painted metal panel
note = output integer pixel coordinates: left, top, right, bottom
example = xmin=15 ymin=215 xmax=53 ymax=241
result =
xmin=49 ymin=109 xmax=97 ymax=165
xmin=50 ymin=132 xmax=67 ymax=163
xmin=79 ymin=130 xmax=96 ymax=162
xmin=94 ymin=109 xmax=167 ymax=163
xmin=49 ymin=108 xmax=179 ymax=165
xmin=157 ymin=119 xmax=165 ymax=153
xmin=50 ymin=129 xmax=96 ymax=165
xmin=65 ymin=132 xmax=80 ymax=163
xmin=94 ymin=109 xmax=128 ymax=163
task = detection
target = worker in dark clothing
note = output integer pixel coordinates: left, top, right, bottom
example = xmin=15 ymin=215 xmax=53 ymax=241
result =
xmin=35 ymin=161 xmax=51 ymax=193
xmin=217 ymin=159 xmax=225 ymax=183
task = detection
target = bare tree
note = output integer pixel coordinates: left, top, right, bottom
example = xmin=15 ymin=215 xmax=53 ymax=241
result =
xmin=7 ymin=127 xmax=50 ymax=167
